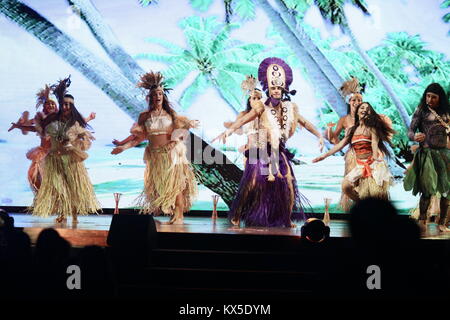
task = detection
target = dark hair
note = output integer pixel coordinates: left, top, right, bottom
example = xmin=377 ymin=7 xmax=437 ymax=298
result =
xmin=42 ymin=95 xmax=89 ymax=130
xmin=245 ymin=97 xmax=252 ymax=112
xmin=347 ymin=102 xmax=396 ymax=157
xmin=417 ymin=83 xmax=450 ymax=115
xmin=264 ymin=87 xmax=296 ymax=102
xmin=138 ymin=90 xmax=176 ymax=126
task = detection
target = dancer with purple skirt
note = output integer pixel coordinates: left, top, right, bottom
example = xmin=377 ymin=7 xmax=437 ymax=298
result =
xmin=214 ymin=58 xmax=324 ymax=228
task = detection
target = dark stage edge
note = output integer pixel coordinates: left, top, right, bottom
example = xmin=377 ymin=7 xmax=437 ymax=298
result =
xmin=7 ymin=213 xmax=450 ymax=248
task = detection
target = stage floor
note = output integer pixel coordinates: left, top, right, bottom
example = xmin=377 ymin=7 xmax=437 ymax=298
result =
xmin=10 ymin=213 xmax=450 ymax=247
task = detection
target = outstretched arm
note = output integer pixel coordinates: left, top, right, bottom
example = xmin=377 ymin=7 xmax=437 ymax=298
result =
xmin=297 ymin=113 xmax=324 ymax=152
xmin=212 ymin=109 xmax=258 ymax=144
xmin=111 ymin=135 xmax=145 ymax=154
xmin=85 ymin=112 xmax=96 ymax=122
xmin=327 ymin=117 xmax=345 ymax=144
xmin=224 ymin=112 xmax=246 ymax=135
xmin=111 ymin=123 xmax=146 ymax=155
xmin=8 ymin=123 xmax=37 ymax=133
xmin=312 ymin=135 xmax=350 ymax=163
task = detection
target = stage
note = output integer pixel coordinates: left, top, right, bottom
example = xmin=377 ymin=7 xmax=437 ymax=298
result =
xmin=9 ymin=213 xmax=450 ymax=248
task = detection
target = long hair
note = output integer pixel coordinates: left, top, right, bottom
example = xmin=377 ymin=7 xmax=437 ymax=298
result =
xmin=42 ymin=78 xmax=89 ymax=130
xmin=417 ymin=83 xmax=450 ymax=115
xmin=138 ymin=90 xmax=176 ymax=127
xmin=347 ymin=102 xmax=396 ymax=157
xmin=245 ymin=89 xmax=263 ymax=112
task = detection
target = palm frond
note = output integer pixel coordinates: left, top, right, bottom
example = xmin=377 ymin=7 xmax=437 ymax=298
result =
xmin=215 ymin=70 xmax=246 ymax=110
xmin=144 ymin=37 xmax=185 ymax=55
xmin=189 ymin=0 xmax=214 ymax=12
xmin=222 ymin=62 xmax=258 ymax=75
xmin=139 ymin=0 xmax=157 ymax=7
xmin=211 ymin=23 xmax=240 ymax=53
xmin=133 ymin=52 xmax=180 ymax=63
xmin=161 ymin=61 xmax=196 ymax=84
xmin=233 ymin=0 xmax=256 ymax=20
xmin=179 ymin=74 xmax=209 ymax=110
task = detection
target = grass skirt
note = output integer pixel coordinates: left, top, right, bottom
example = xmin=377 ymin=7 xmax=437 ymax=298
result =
xmin=31 ymin=151 xmax=101 ymax=217
xmin=137 ymin=141 xmax=198 ymax=215
xmin=229 ymin=143 xmax=307 ymax=227
xmin=345 ymin=158 xmax=392 ymax=201
xmin=340 ymin=148 xmax=356 ymax=211
xmin=404 ymin=148 xmax=449 ymax=199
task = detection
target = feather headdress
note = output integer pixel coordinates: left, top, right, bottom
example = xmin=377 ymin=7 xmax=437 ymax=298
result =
xmin=340 ymin=77 xmax=365 ymax=102
xmin=258 ymin=57 xmax=293 ymax=92
xmin=51 ymin=76 xmax=71 ymax=107
xmin=137 ymin=71 xmax=171 ymax=94
xmin=35 ymin=84 xmax=55 ymax=109
xmin=241 ymin=75 xmax=258 ymax=96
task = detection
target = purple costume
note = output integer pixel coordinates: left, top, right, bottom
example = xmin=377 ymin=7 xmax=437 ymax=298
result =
xmin=229 ymin=58 xmax=309 ymax=227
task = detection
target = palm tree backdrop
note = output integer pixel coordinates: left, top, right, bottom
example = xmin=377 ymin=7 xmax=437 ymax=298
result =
xmin=134 ymin=16 xmax=265 ymax=113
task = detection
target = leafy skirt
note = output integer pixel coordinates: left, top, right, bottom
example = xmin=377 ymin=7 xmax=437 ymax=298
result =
xmin=345 ymin=156 xmax=392 ymax=201
xmin=404 ymin=147 xmax=449 ymax=199
xmin=137 ymin=141 xmax=198 ymax=215
xmin=31 ymin=150 xmax=101 ymax=217
xmin=340 ymin=148 xmax=356 ymax=211
xmin=228 ymin=142 xmax=307 ymax=228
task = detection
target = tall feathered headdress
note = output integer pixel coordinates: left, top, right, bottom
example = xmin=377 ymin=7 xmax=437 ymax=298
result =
xmin=35 ymin=84 xmax=55 ymax=109
xmin=340 ymin=77 xmax=365 ymax=103
xmin=51 ymin=76 xmax=71 ymax=107
xmin=137 ymin=71 xmax=172 ymax=94
xmin=241 ymin=75 xmax=258 ymax=96
xmin=258 ymin=57 xmax=293 ymax=92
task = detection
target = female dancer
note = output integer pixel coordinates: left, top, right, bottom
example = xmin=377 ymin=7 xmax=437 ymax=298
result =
xmin=214 ymin=57 xmax=324 ymax=228
xmin=326 ymin=78 xmax=363 ymax=210
xmin=9 ymin=86 xmax=96 ymax=193
xmin=222 ymin=75 xmax=262 ymax=161
xmin=111 ymin=71 xmax=199 ymax=224
xmin=313 ymin=102 xmax=395 ymax=203
xmin=9 ymin=86 xmax=57 ymax=192
xmin=31 ymin=77 xmax=100 ymax=223
xmin=404 ymin=83 xmax=449 ymax=232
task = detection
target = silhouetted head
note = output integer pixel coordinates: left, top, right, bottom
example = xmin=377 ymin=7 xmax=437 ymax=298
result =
xmin=35 ymin=228 xmax=71 ymax=266
xmin=0 ymin=209 xmax=14 ymax=230
xmin=349 ymin=198 xmax=399 ymax=247
xmin=301 ymin=218 xmax=330 ymax=243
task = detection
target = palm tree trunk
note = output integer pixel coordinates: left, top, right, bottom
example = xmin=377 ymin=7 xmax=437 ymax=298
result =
xmin=255 ymin=0 xmax=348 ymax=117
xmin=344 ymin=24 xmax=411 ymax=128
xmin=0 ymin=0 xmax=145 ymax=119
xmin=67 ymin=0 xmax=144 ymax=83
xmin=275 ymin=0 xmax=344 ymax=90
xmin=0 ymin=0 xmax=242 ymax=207
xmin=188 ymin=133 xmax=242 ymax=205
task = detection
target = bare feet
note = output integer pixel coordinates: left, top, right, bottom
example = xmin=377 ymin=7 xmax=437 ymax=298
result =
xmin=168 ymin=213 xmax=184 ymax=225
xmin=437 ymin=224 xmax=450 ymax=233
xmin=231 ymin=218 xmax=240 ymax=226
xmin=55 ymin=215 xmax=67 ymax=223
